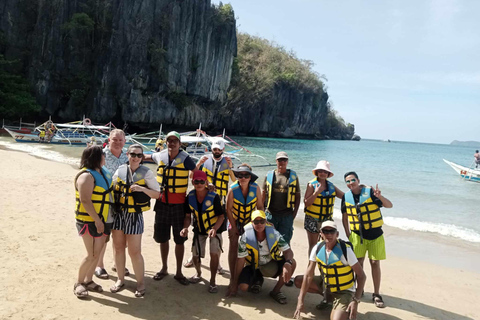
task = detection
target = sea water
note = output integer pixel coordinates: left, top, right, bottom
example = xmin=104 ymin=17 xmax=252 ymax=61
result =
xmin=2 ymin=135 xmax=479 ymax=244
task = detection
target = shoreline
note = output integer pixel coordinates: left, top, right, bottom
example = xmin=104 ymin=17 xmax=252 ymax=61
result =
xmin=1 ymin=148 xmax=479 ymax=319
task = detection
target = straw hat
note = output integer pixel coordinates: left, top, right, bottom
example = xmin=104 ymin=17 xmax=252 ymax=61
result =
xmin=312 ymin=160 xmax=334 ymax=178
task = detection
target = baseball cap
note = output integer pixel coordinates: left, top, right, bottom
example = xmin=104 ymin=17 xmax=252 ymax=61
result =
xmin=166 ymin=131 xmax=180 ymax=141
xmin=251 ymin=210 xmax=266 ymax=221
xmin=192 ymin=170 xmax=208 ymax=181
xmin=276 ymin=151 xmax=289 ymax=160
xmin=320 ymin=220 xmax=337 ymax=230
xmin=211 ymin=140 xmax=225 ymax=150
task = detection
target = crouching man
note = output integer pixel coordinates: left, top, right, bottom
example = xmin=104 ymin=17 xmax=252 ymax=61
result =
xmin=226 ymin=210 xmax=296 ymax=304
xmin=294 ymin=221 xmax=366 ymax=320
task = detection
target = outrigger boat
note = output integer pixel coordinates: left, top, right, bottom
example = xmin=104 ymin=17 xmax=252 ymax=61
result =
xmin=443 ymin=159 xmax=480 ymax=183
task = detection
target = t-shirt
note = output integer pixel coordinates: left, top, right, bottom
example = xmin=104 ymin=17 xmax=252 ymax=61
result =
xmin=309 ymin=242 xmax=358 ymax=292
xmin=151 ymin=151 xmax=196 ymax=204
xmin=341 ymin=188 xmax=384 ymax=240
xmin=103 ymin=147 xmax=128 ymax=175
xmin=184 ymin=193 xmax=224 ymax=235
xmin=238 ymin=228 xmax=290 ymax=266
xmin=262 ymin=170 xmax=301 ymax=215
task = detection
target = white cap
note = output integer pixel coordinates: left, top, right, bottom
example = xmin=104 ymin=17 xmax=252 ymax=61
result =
xmin=211 ymin=140 xmax=225 ymax=150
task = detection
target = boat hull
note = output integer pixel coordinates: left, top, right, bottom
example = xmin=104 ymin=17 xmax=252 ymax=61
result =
xmin=443 ymin=159 xmax=480 ymax=182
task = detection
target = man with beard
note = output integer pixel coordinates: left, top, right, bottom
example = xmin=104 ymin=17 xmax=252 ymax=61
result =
xmin=184 ymin=140 xmax=235 ymax=272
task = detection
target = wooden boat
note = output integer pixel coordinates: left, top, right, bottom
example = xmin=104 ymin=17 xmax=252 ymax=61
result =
xmin=443 ymin=159 xmax=480 ymax=182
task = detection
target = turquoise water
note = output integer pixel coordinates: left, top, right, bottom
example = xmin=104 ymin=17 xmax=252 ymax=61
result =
xmin=2 ymin=135 xmax=479 ymax=242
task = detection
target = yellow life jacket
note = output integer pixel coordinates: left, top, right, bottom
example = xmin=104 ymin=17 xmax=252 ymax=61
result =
xmin=39 ymin=131 xmax=45 ymax=137
xmin=344 ymin=187 xmax=383 ymax=231
xmin=74 ymin=167 xmax=112 ymax=223
xmin=244 ymin=223 xmax=282 ymax=269
xmin=305 ymin=179 xmax=336 ymax=221
xmin=202 ymin=156 xmax=230 ymax=198
xmin=187 ymin=190 xmax=218 ymax=234
xmin=231 ymin=181 xmax=258 ymax=226
xmin=156 ymin=150 xmax=189 ymax=194
xmin=264 ymin=169 xmax=298 ymax=210
xmin=113 ymin=164 xmax=151 ymax=213
xmin=316 ymin=240 xmax=355 ymax=293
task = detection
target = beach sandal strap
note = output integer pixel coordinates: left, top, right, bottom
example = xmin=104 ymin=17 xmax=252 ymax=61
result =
xmin=270 ymin=291 xmax=287 ymax=304
xmin=85 ymin=280 xmax=103 ymax=293
xmin=372 ymin=293 xmax=385 ymax=308
xmin=73 ymin=283 xmax=88 ymax=298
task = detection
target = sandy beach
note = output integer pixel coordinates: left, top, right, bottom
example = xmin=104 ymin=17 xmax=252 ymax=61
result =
xmin=1 ymin=148 xmax=479 ymax=320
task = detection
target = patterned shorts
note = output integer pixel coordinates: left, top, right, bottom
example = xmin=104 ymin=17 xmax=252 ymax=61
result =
xmin=304 ymin=214 xmax=321 ymax=234
xmin=112 ymin=211 xmax=144 ymax=235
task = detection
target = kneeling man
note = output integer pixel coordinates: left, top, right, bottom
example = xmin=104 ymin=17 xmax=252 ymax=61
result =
xmin=227 ymin=210 xmax=296 ymax=304
xmin=294 ymin=221 xmax=366 ymax=320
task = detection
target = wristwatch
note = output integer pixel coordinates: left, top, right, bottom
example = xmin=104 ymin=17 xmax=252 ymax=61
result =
xmin=284 ymin=259 xmax=293 ymax=265
xmin=352 ymin=296 xmax=361 ymax=304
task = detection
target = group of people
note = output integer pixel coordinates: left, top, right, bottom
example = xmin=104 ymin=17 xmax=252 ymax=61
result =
xmin=73 ymin=128 xmax=393 ymax=320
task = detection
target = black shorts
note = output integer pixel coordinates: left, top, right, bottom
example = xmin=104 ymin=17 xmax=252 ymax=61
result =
xmin=153 ymin=201 xmax=187 ymax=245
xmin=238 ymin=259 xmax=286 ymax=286
xmin=76 ymin=221 xmax=112 ymax=238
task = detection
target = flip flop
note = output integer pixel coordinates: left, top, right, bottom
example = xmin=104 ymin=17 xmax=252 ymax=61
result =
xmin=217 ymin=267 xmax=226 ymax=275
xmin=84 ymin=281 xmax=103 ymax=293
xmin=285 ymin=278 xmax=294 ymax=287
xmin=183 ymin=258 xmax=194 ymax=268
xmin=135 ymin=289 xmax=146 ymax=297
xmin=270 ymin=291 xmax=287 ymax=304
xmin=94 ymin=268 xmax=109 ymax=280
xmin=188 ymin=276 xmax=202 ymax=284
xmin=153 ymin=271 xmax=168 ymax=281
xmin=372 ymin=293 xmax=385 ymax=308
xmin=174 ymin=276 xmax=190 ymax=286
xmin=73 ymin=283 xmax=88 ymax=299
xmin=110 ymin=282 xmax=125 ymax=293
xmin=208 ymin=285 xmax=218 ymax=293
xmin=249 ymin=284 xmax=261 ymax=294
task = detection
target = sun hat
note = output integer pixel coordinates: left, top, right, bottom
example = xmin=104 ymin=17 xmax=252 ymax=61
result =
xmin=192 ymin=170 xmax=208 ymax=181
xmin=166 ymin=131 xmax=181 ymax=141
xmin=232 ymin=164 xmax=258 ymax=182
xmin=276 ymin=151 xmax=289 ymax=160
xmin=251 ymin=210 xmax=266 ymax=221
xmin=320 ymin=220 xmax=337 ymax=230
xmin=312 ymin=160 xmax=334 ymax=178
xmin=211 ymin=140 xmax=225 ymax=150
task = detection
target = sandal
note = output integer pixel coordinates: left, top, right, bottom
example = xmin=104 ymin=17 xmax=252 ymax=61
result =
xmin=208 ymin=285 xmax=218 ymax=293
xmin=183 ymin=258 xmax=194 ymax=268
xmin=270 ymin=291 xmax=287 ymax=304
xmin=94 ymin=268 xmax=109 ymax=280
xmin=316 ymin=299 xmax=332 ymax=310
xmin=285 ymin=278 xmax=294 ymax=287
xmin=372 ymin=293 xmax=385 ymax=308
xmin=110 ymin=282 xmax=125 ymax=293
xmin=111 ymin=266 xmax=130 ymax=276
xmin=217 ymin=267 xmax=226 ymax=275
xmin=188 ymin=275 xmax=202 ymax=284
xmin=134 ymin=289 xmax=146 ymax=297
xmin=153 ymin=271 xmax=168 ymax=281
xmin=73 ymin=283 xmax=88 ymax=299
xmin=174 ymin=276 xmax=190 ymax=286
xmin=249 ymin=284 xmax=262 ymax=294
xmin=85 ymin=281 xmax=103 ymax=293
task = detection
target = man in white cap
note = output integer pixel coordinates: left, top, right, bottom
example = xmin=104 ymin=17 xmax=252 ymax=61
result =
xmin=294 ymin=220 xmax=366 ymax=320
xmin=182 ymin=139 xmax=235 ymax=272
xmin=144 ymin=131 xmax=197 ymax=285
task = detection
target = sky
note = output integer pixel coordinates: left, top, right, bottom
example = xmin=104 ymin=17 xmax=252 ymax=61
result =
xmin=212 ymin=0 xmax=480 ymax=144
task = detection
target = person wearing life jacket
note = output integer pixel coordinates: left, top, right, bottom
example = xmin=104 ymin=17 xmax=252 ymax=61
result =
xmin=110 ymin=144 xmax=160 ymax=297
xmin=73 ymin=146 xmax=113 ymax=299
xmin=341 ymin=171 xmax=392 ymax=308
xmin=183 ymin=139 xmax=234 ymax=272
xmin=144 ymin=131 xmax=196 ymax=286
xmin=226 ymin=163 xmax=264 ymax=288
xmin=38 ymin=130 xmax=46 ymax=142
xmin=294 ymin=221 xmax=366 ymax=320
xmin=95 ymin=129 xmax=129 ymax=280
xmin=226 ymin=210 xmax=296 ymax=305
xmin=304 ymin=160 xmax=345 ymax=258
xmin=180 ymin=170 xmax=225 ymax=293
xmin=262 ymin=151 xmax=300 ymax=245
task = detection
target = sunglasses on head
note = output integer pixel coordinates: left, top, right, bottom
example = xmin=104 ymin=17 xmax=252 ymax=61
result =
xmin=193 ymin=180 xmax=206 ymax=185
xmin=321 ymin=228 xmax=337 ymax=234
xmin=236 ymin=173 xmax=251 ymax=179
xmin=129 ymin=152 xmax=143 ymax=158
xmin=345 ymin=178 xmax=357 ymax=184
xmin=253 ymin=219 xmax=266 ymax=225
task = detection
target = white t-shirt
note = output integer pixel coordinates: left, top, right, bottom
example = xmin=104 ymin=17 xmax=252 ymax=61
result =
xmin=310 ymin=242 xmax=358 ymax=292
xmin=238 ymin=228 xmax=290 ymax=266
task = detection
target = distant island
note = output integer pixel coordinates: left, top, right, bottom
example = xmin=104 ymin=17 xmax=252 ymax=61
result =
xmin=450 ymin=140 xmax=480 ymax=147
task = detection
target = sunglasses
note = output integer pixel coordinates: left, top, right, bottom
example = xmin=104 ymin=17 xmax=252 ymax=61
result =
xmin=253 ymin=219 xmax=266 ymax=225
xmin=316 ymin=170 xmax=329 ymax=174
xmin=321 ymin=228 xmax=337 ymax=234
xmin=129 ymin=153 xmax=143 ymax=158
xmin=236 ymin=173 xmax=251 ymax=179
xmin=345 ymin=178 xmax=357 ymax=184
xmin=193 ymin=180 xmax=206 ymax=185
xmin=277 ymin=158 xmax=288 ymax=162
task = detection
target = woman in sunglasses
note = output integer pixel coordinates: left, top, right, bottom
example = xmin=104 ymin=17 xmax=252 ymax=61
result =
xmin=304 ymin=160 xmax=345 ymax=258
xmin=225 ymin=163 xmax=264 ymax=291
xmin=110 ymin=144 xmax=160 ymax=297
